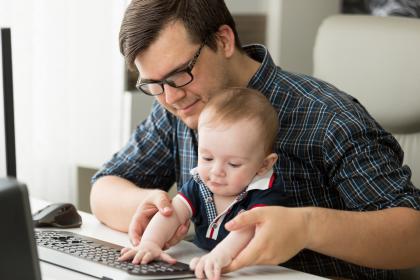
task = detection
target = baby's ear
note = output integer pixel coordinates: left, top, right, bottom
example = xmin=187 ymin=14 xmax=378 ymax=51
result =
xmin=257 ymin=153 xmax=278 ymax=176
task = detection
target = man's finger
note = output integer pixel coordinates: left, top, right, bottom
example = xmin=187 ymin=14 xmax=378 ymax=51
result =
xmin=225 ymin=208 xmax=262 ymax=231
xmin=128 ymin=219 xmax=143 ymax=246
xmin=155 ymin=194 xmax=173 ymax=216
xmin=129 ymin=208 xmax=159 ymax=245
xmin=130 ymin=236 xmax=140 ymax=246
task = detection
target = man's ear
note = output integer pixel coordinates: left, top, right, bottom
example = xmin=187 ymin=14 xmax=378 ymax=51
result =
xmin=215 ymin=24 xmax=235 ymax=58
xmin=257 ymin=153 xmax=278 ymax=176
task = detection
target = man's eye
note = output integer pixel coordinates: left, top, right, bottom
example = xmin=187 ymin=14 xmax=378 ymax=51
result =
xmin=229 ymin=163 xmax=241 ymax=168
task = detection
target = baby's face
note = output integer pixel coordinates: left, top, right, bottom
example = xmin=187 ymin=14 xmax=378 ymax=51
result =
xmin=197 ymin=117 xmax=267 ymax=197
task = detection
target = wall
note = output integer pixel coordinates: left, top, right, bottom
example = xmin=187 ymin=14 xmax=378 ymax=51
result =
xmin=275 ymin=0 xmax=341 ymax=75
xmin=225 ymin=0 xmax=268 ymax=14
xmin=228 ymin=0 xmax=341 ymax=75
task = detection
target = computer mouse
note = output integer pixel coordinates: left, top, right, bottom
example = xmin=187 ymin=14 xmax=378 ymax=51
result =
xmin=33 ymin=203 xmax=82 ymax=228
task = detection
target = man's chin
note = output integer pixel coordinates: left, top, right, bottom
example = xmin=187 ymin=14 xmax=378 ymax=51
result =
xmin=180 ymin=116 xmax=199 ymax=130
xmin=165 ymin=108 xmax=198 ymax=129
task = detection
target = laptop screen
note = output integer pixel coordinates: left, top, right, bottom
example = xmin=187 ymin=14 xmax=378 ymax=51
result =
xmin=1 ymin=28 xmax=17 ymax=178
xmin=0 ymin=178 xmax=42 ymax=280
xmin=0 ymin=28 xmax=7 ymax=177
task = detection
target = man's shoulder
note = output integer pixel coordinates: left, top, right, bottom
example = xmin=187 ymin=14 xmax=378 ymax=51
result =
xmin=243 ymin=45 xmax=355 ymax=115
xmin=267 ymin=70 xmax=364 ymax=119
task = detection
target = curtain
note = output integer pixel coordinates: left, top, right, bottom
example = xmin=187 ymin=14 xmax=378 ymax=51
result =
xmin=0 ymin=0 xmax=127 ymax=203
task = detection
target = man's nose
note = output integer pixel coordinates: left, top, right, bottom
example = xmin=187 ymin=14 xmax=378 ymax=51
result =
xmin=163 ymin=84 xmax=185 ymax=104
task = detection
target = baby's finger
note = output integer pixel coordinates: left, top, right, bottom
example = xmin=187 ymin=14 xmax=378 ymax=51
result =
xmin=204 ymin=260 xmax=215 ymax=280
xmin=141 ymin=252 xmax=154 ymax=264
xmin=119 ymin=247 xmax=130 ymax=255
xmin=160 ymin=252 xmax=177 ymax=264
xmin=213 ymin=263 xmax=222 ymax=280
xmin=189 ymin=257 xmax=200 ymax=270
xmin=118 ymin=249 xmax=136 ymax=261
xmin=194 ymin=258 xmax=205 ymax=279
xmin=132 ymin=251 xmax=146 ymax=264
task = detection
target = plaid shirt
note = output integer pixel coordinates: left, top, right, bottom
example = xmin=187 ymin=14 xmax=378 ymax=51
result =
xmin=93 ymin=44 xmax=420 ymax=279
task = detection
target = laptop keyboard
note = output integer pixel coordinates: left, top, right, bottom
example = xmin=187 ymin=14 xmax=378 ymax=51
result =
xmin=35 ymin=230 xmax=193 ymax=277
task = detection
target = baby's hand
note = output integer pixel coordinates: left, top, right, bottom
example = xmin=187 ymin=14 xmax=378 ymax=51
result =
xmin=190 ymin=250 xmax=232 ymax=280
xmin=118 ymin=240 xmax=176 ymax=265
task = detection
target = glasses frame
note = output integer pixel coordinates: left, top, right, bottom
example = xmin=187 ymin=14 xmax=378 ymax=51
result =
xmin=135 ymin=43 xmax=205 ymax=96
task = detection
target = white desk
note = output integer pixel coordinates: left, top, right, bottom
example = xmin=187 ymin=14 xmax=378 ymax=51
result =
xmin=31 ymin=198 xmax=326 ymax=280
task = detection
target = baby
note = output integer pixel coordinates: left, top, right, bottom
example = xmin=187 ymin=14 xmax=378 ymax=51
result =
xmin=119 ymin=87 xmax=287 ymax=279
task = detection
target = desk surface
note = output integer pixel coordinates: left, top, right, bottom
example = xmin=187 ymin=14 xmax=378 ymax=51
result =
xmin=31 ymin=198 xmax=326 ymax=280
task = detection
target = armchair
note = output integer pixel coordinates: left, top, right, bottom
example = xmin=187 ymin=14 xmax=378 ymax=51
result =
xmin=313 ymin=14 xmax=420 ymax=279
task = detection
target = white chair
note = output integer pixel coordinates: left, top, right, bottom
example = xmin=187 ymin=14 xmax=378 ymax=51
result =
xmin=313 ymin=14 xmax=420 ymax=279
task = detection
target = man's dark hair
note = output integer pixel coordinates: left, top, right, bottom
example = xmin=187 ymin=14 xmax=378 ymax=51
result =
xmin=119 ymin=0 xmax=242 ymax=70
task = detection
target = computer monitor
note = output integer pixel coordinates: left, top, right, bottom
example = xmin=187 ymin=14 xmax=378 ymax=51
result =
xmin=1 ymin=27 xmax=16 ymax=178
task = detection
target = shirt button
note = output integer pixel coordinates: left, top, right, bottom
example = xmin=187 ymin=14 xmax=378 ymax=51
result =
xmin=206 ymin=197 xmax=213 ymax=203
xmin=211 ymin=223 xmax=218 ymax=229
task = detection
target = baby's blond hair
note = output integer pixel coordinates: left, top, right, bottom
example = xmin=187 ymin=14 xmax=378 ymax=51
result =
xmin=199 ymin=87 xmax=278 ymax=154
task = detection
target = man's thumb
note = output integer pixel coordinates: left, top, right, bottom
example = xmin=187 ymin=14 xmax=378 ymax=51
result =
xmin=225 ymin=209 xmax=260 ymax=231
xmin=156 ymin=195 xmax=173 ymax=216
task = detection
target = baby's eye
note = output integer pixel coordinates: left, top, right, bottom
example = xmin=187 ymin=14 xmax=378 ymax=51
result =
xmin=202 ymin=157 xmax=213 ymax=161
xmin=229 ymin=163 xmax=241 ymax=168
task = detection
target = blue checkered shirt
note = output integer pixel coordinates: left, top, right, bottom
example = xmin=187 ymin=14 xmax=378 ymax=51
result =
xmin=93 ymin=44 xmax=420 ymax=279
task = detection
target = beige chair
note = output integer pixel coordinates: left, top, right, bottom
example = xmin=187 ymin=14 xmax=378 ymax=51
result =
xmin=313 ymin=14 xmax=420 ymax=279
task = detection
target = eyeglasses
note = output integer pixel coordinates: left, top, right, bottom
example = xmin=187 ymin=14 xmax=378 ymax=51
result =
xmin=136 ymin=43 xmax=205 ymax=96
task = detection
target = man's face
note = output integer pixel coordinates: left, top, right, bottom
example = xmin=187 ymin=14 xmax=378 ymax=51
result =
xmin=134 ymin=21 xmax=230 ymax=129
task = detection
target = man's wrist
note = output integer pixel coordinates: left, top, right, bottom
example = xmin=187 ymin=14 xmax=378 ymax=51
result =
xmin=302 ymin=206 xmax=317 ymax=250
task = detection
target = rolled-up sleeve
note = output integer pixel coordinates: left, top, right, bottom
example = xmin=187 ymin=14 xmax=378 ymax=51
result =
xmin=323 ymin=109 xmax=420 ymax=211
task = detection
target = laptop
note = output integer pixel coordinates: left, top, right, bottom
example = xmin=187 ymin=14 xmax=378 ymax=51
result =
xmin=0 ymin=178 xmax=42 ymax=280
xmin=0 ymin=178 xmax=194 ymax=280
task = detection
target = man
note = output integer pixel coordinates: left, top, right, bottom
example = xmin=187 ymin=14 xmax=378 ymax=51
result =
xmin=91 ymin=0 xmax=420 ymax=279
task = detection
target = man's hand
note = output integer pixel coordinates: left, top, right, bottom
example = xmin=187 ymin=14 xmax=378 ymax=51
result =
xmin=223 ymin=206 xmax=310 ymax=273
xmin=128 ymin=189 xmax=190 ymax=247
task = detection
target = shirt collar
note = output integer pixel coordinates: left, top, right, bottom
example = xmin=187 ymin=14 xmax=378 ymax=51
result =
xmin=189 ymin=167 xmax=273 ymax=192
xmin=245 ymin=168 xmax=273 ymax=191
xmin=243 ymin=44 xmax=280 ymax=95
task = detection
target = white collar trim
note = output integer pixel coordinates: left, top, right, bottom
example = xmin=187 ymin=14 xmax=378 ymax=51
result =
xmin=245 ymin=169 xmax=273 ymax=191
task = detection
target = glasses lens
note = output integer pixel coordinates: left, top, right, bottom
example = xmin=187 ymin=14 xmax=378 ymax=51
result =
xmin=166 ymin=71 xmax=193 ymax=88
xmin=139 ymin=83 xmax=163 ymax=96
